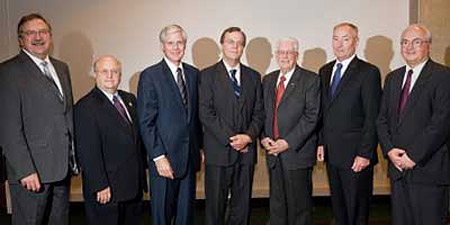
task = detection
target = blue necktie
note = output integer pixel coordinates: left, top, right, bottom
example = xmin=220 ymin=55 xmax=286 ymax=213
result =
xmin=330 ymin=63 xmax=343 ymax=98
xmin=230 ymin=69 xmax=240 ymax=98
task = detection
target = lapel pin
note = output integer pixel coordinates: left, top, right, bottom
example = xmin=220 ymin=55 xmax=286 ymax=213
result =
xmin=128 ymin=102 xmax=133 ymax=107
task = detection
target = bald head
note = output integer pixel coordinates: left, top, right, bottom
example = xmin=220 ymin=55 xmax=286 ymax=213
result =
xmin=93 ymin=55 xmax=122 ymax=94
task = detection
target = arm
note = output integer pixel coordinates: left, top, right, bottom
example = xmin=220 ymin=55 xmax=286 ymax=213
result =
xmin=377 ymin=74 xmax=395 ymax=157
xmin=198 ymin=71 xmax=235 ymax=146
xmin=284 ymin=75 xmax=321 ymax=152
xmin=357 ymin=67 xmax=382 ymax=159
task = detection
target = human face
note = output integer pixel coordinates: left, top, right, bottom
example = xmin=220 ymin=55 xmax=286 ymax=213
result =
xmin=162 ymin=31 xmax=186 ymax=66
xmin=401 ymin=26 xmax=430 ymax=68
xmin=94 ymin=57 xmax=122 ymax=94
xmin=221 ymin=31 xmax=245 ymax=66
xmin=276 ymin=41 xmax=298 ymax=73
xmin=332 ymin=25 xmax=359 ymax=62
xmin=19 ymin=18 xmax=52 ymax=59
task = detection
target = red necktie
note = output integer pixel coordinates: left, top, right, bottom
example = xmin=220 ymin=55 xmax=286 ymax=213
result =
xmin=273 ymin=75 xmax=286 ymax=139
xmin=397 ymin=69 xmax=413 ymax=116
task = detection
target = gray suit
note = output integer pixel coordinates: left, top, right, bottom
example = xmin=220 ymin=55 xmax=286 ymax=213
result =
xmin=262 ymin=65 xmax=320 ymax=225
xmin=0 ymin=50 xmax=74 ymax=224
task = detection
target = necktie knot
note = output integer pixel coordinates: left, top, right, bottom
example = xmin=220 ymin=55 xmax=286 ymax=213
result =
xmin=230 ymin=69 xmax=237 ymax=81
xmin=336 ymin=63 xmax=343 ymax=70
xmin=280 ymin=75 xmax=286 ymax=82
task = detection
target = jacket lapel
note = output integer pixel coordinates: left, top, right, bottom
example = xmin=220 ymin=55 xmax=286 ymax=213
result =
xmin=278 ymin=66 xmax=301 ymax=108
xmin=183 ymin=63 xmax=194 ymax=123
xmin=160 ymin=60 xmax=188 ymax=116
xmin=331 ymin=57 xmax=359 ymax=101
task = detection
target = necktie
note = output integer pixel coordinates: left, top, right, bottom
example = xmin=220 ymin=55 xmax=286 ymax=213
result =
xmin=230 ymin=69 xmax=240 ymax=98
xmin=113 ymin=95 xmax=131 ymax=125
xmin=176 ymin=68 xmax=188 ymax=107
xmin=273 ymin=75 xmax=286 ymax=139
xmin=41 ymin=61 xmax=63 ymax=100
xmin=397 ymin=69 xmax=413 ymax=116
xmin=330 ymin=63 xmax=343 ymax=98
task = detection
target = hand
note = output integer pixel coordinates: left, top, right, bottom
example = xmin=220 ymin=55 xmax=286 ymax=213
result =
xmin=20 ymin=173 xmax=41 ymax=192
xmin=401 ymin=153 xmax=416 ymax=170
xmin=387 ymin=148 xmax=406 ymax=172
xmin=229 ymin=134 xmax=252 ymax=151
xmin=200 ymin=149 xmax=205 ymax=164
xmin=267 ymin=139 xmax=289 ymax=156
xmin=96 ymin=187 xmax=111 ymax=204
xmin=261 ymin=137 xmax=276 ymax=150
xmin=351 ymin=156 xmax=370 ymax=172
xmin=317 ymin=145 xmax=325 ymax=162
xmin=154 ymin=156 xmax=174 ymax=179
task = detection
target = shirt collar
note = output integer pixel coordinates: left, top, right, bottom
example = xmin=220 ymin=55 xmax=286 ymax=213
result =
xmin=98 ymin=87 xmax=118 ymax=103
xmin=22 ymin=49 xmax=50 ymax=66
xmin=278 ymin=66 xmax=295 ymax=83
xmin=406 ymin=58 xmax=428 ymax=75
xmin=335 ymin=54 xmax=356 ymax=69
xmin=222 ymin=59 xmax=240 ymax=73
xmin=164 ymin=57 xmax=184 ymax=75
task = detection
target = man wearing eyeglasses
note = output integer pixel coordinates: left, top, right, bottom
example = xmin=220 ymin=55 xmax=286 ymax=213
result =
xmin=199 ymin=27 xmax=264 ymax=225
xmin=317 ymin=22 xmax=381 ymax=225
xmin=261 ymin=37 xmax=320 ymax=225
xmin=0 ymin=13 xmax=77 ymax=224
xmin=377 ymin=24 xmax=450 ymax=225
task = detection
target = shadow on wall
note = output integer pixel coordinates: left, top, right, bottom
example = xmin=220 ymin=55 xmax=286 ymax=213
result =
xmin=364 ymin=35 xmax=394 ymax=85
xmin=192 ymin=37 xmax=220 ymax=71
xmin=445 ymin=46 xmax=450 ymax=67
xmin=129 ymin=71 xmax=141 ymax=96
xmin=58 ymin=32 xmax=94 ymax=103
xmin=246 ymin=37 xmax=272 ymax=76
xmin=302 ymin=48 xmax=327 ymax=73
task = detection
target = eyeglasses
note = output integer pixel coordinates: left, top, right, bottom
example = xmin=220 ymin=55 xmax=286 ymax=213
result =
xmin=21 ymin=29 xmax=50 ymax=37
xmin=401 ymin=38 xmax=429 ymax=48
xmin=276 ymin=50 xmax=298 ymax=56
xmin=96 ymin=69 xmax=121 ymax=76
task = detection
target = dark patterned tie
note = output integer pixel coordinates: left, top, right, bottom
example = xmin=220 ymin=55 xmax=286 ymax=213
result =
xmin=230 ymin=69 xmax=240 ymax=98
xmin=330 ymin=63 xmax=343 ymax=98
xmin=113 ymin=95 xmax=131 ymax=125
xmin=273 ymin=75 xmax=286 ymax=139
xmin=397 ymin=69 xmax=413 ymax=116
xmin=41 ymin=61 xmax=63 ymax=100
xmin=177 ymin=68 xmax=188 ymax=107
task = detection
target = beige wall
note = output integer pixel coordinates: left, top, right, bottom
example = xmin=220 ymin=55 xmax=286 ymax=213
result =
xmin=418 ymin=0 xmax=450 ymax=66
xmin=1 ymin=0 xmax=414 ymax=200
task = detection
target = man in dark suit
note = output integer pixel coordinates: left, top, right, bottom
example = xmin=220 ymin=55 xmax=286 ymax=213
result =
xmin=199 ymin=27 xmax=264 ymax=225
xmin=137 ymin=24 xmax=202 ymax=225
xmin=261 ymin=37 xmax=320 ymax=225
xmin=377 ymin=24 xmax=450 ymax=225
xmin=74 ymin=56 xmax=147 ymax=225
xmin=0 ymin=13 xmax=77 ymax=224
xmin=316 ymin=23 xmax=381 ymax=225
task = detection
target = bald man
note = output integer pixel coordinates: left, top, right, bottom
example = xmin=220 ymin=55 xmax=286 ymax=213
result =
xmin=74 ymin=56 xmax=147 ymax=225
xmin=377 ymin=24 xmax=450 ymax=225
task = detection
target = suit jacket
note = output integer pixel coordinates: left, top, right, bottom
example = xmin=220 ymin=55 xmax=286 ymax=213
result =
xmin=137 ymin=60 xmax=202 ymax=178
xmin=377 ymin=60 xmax=450 ymax=184
xmin=0 ymin=51 xmax=74 ymax=183
xmin=74 ymin=87 xmax=147 ymax=202
xmin=199 ymin=61 xmax=264 ymax=166
xmin=318 ymin=56 xmax=381 ymax=168
xmin=262 ymin=66 xmax=320 ymax=170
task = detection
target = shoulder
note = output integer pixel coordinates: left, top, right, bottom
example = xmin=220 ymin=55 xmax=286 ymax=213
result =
xmin=318 ymin=60 xmax=335 ymax=74
xmin=241 ymin=64 xmax=261 ymax=82
xmin=118 ymin=90 xmax=136 ymax=101
xmin=140 ymin=61 xmax=164 ymax=78
xmin=182 ymin=62 xmax=199 ymax=74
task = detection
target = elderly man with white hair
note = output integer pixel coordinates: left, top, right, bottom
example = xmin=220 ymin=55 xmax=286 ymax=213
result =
xmin=261 ymin=37 xmax=320 ymax=225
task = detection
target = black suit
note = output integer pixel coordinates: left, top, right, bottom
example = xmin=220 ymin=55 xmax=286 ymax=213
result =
xmin=0 ymin=51 xmax=75 ymax=224
xmin=74 ymin=87 xmax=146 ymax=225
xmin=199 ymin=61 xmax=264 ymax=225
xmin=262 ymin=66 xmax=320 ymax=225
xmin=377 ymin=60 xmax=450 ymax=225
xmin=318 ymin=56 xmax=381 ymax=225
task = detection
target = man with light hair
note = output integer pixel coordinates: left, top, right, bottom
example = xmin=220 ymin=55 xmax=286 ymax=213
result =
xmin=377 ymin=24 xmax=450 ymax=225
xmin=317 ymin=22 xmax=381 ymax=225
xmin=138 ymin=24 xmax=202 ymax=225
xmin=261 ymin=37 xmax=320 ymax=225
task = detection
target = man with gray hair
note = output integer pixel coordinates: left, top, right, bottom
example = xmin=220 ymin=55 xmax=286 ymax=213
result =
xmin=261 ymin=37 xmax=320 ymax=225
xmin=137 ymin=24 xmax=202 ymax=225
xmin=75 ymin=55 xmax=147 ymax=225
xmin=317 ymin=22 xmax=381 ymax=225
xmin=377 ymin=24 xmax=450 ymax=225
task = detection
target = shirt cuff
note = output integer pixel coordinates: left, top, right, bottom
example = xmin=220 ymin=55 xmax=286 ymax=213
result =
xmin=153 ymin=155 xmax=165 ymax=162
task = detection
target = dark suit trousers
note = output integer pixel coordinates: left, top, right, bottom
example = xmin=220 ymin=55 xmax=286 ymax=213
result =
xmin=269 ymin=158 xmax=312 ymax=225
xmin=205 ymin=163 xmax=254 ymax=225
xmin=150 ymin=162 xmax=196 ymax=225
xmin=9 ymin=176 xmax=70 ymax=225
xmin=391 ymin=178 xmax=448 ymax=225
xmin=84 ymin=193 xmax=143 ymax=225
xmin=327 ymin=164 xmax=373 ymax=225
